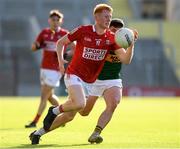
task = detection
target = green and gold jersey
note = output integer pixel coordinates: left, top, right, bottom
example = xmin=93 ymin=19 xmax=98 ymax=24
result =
xmin=98 ymin=50 xmax=122 ymax=80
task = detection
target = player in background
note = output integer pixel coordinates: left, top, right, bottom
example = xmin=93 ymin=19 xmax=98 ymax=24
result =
xmin=25 ymin=10 xmax=74 ymax=128
xmin=29 ymin=4 xmax=137 ymax=144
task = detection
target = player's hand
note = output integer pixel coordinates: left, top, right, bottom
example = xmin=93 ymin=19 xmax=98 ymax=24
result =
xmin=31 ymin=42 xmax=40 ymax=51
xmin=132 ymin=29 xmax=138 ymax=41
xmin=31 ymin=43 xmax=38 ymax=51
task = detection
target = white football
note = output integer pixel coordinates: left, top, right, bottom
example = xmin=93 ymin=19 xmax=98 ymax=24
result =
xmin=115 ymin=28 xmax=134 ymax=49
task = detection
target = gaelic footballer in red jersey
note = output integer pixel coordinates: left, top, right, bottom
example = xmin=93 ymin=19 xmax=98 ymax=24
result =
xmin=80 ymin=19 xmax=138 ymax=144
xmin=25 ymin=9 xmax=74 ymax=128
xmin=29 ymin=4 xmax=135 ymax=145
xmin=35 ymin=27 xmax=69 ymax=71
xmin=46 ymin=3 xmax=130 ymax=129
xmin=66 ymin=25 xmax=117 ymax=83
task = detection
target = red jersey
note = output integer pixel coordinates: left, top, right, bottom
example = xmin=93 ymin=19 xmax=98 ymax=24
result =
xmin=36 ymin=27 xmax=69 ymax=71
xmin=67 ymin=25 xmax=117 ymax=83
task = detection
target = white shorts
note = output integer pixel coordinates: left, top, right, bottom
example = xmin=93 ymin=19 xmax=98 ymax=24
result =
xmin=88 ymin=79 xmax=123 ymax=97
xmin=40 ymin=69 xmax=62 ymax=87
xmin=64 ymin=74 xmax=90 ymax=95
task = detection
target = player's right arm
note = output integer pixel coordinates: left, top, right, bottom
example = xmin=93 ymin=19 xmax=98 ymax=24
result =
xmin=31 ymin=30 xmax=44 ymax=52
xmin=56 ymin=26 xmax=82 ymax=74
xmin=56 ymin=35 xmax=71 ymax=74
xmin=31 ymin=42 xmax=41 ymax=51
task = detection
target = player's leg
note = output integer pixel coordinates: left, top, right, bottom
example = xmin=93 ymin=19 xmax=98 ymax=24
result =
xmin=79 ymin=79 xmax=103 ymax=116
xmin=42 ymin=95 xmax=98 ymax=133
xmin=47 ymin=95 xmax=98 ymax=130
xmin=50 ymin=111 xmax=77 ymax=130
xmin=97 ymin=86 xmax=121 ymax=128
xmin=79 ymin=95 xmax=98 ymax=116
xmin=43 ymin=74 xmax=86 ymax=131
xmin=29 ymin=112 xmax=77 ymax=145
xmin=49 ymin=98 xmax=77 ymax=129
xmin=47 ymin=95 xmax=98 ymax=131
xmin=26 ymin=69 xmax=61 ymax=128
xmin=48 ymin=93 xmax=66 ymax=127
xmin=33 ymin=96 xmax=97 ymax=139
xmin=48 ymin=93 xmax=59 ymax=106
xmin=60 ymin=85 xmax=86 ymax=111
xmin=29 ymin=99 xmax=77 ymax=145
xmin=25 ymin=84 xmax=53 ymax=128
xmin=30 ymin=94 xmax=97 ymax=145
xmin=47 ymin=71 xmax=62 ymax=106
xmin=88 ymin=86 xmax=122 ymax=144
xmin=37 ymin=85 xmax=54 ymax=118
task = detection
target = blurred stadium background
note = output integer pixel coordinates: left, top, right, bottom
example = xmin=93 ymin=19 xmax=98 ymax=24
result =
xmin=0 ymin=0 xmax=180 ymax=97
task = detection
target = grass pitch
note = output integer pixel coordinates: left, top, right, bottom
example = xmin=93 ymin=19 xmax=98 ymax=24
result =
xmin=0 ymin=97 xmax=179 ymax=148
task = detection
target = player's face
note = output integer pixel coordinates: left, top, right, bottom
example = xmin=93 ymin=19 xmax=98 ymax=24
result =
xmin=49 ymin=16 xmax=62 ymax=30
xmin=95 ymin=10 xmax=112 ymax=29
xmin=110 ymin=26 xmax=121 ymax=33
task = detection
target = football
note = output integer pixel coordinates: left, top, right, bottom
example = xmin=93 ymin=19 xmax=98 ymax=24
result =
xmin=115 ymin=28 xmax=134 ymax=49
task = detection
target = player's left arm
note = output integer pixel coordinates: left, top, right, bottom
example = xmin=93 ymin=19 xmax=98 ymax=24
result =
xmin=114 ymin=44 xmax=134 ymax=64
xmin=31 ymin=30 xmax=45 ymax=52
xmin=31 ymin=42 xmax=41 ymax=52
xmin=115 ymin=29 xmax=138 ymax=64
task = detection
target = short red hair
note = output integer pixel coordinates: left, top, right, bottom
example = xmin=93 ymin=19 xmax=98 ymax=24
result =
xmin=93 ymin=3 xmax=113 ymax=15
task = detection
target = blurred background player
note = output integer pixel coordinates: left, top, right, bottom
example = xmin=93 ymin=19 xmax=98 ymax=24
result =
xmin=29 ymin=4 xmax=137 ymax=145
xmin=25 ymin=9 xmax=72 ymax=128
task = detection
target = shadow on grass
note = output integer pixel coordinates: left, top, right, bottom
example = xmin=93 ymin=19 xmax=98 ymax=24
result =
xmin=8 ymin=143 xmax=91 ymax=148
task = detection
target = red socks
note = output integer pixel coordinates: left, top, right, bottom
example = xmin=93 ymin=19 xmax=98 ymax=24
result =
xmin=59 ymin=105 xmax=64 ymax=113
xmin=33 ymin=114 xmax=41 ymax=123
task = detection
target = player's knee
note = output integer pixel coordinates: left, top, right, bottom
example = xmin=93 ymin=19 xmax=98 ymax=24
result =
xmin=79 ymin=111 xmax=90 ymax=116
xmin=75 ymin=101 xmax=86 ymax=111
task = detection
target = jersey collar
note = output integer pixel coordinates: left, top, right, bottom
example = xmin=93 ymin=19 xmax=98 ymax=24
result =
xmin=92 ymin=25 xmax=108 ymax=35
xmin=50 ymin=27 xmax=61 ymax=33
xmin=92 ymin=25 xmax=96 ymax=32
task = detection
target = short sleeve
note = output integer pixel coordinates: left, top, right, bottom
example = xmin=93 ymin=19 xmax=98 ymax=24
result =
xmin=36 ymin=30 xmax=45 ymax=47
xmin=67 ymin=26 xmax=83 ymax=42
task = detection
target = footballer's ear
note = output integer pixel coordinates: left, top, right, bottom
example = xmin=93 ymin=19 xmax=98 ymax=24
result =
xmin=59 ymin=18 xmax=64 ymax=25
xmin=94 ymin=13 xmax=98 ymax=20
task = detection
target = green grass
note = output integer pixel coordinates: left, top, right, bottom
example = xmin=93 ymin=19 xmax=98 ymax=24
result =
xmin=0 ymin=97 xmax=180 ymax=148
